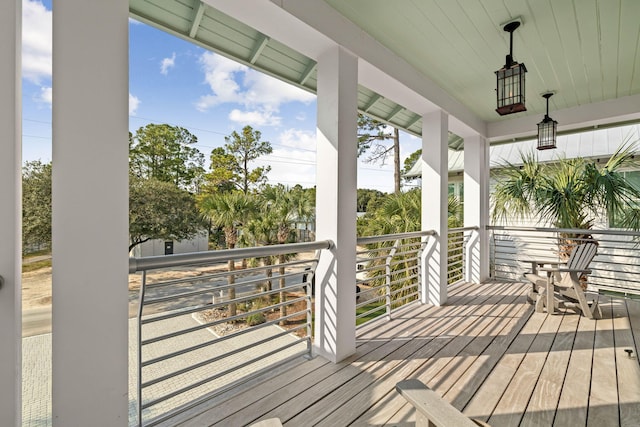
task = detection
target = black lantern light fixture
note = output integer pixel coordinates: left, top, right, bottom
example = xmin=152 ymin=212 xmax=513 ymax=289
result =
xmin=537 ymin=92 xmax=558 ymax=150
xmin=495 ymin=21 xmax=527 ymax=115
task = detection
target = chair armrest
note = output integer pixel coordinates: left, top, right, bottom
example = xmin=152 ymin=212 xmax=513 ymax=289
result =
xmin=396 ymin=379 xmax=479 ymax=427
xmin=521 ymin=259 xmax=562 ymax=275
xmin=538 ymin=267 xmax=591 ymax=275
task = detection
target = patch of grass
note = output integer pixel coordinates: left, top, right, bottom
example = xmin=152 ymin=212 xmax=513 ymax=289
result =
xmin=22 ymin=259 xmax=51 ymax=273
xmin=23 ymin=248 xmax=51 ymax=258
xmin=356 ymin=300 xmax=386 ymax=325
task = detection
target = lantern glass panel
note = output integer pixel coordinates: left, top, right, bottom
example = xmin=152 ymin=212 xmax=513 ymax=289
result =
xmin=496 ymin=63 xmax=527 ymax=115
xmin=537 ymin=119 xmax=557 ymax=150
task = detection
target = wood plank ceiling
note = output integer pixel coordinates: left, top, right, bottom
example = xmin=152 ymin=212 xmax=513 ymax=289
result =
xmin=129 ymin=0 xmax=640 ymax=148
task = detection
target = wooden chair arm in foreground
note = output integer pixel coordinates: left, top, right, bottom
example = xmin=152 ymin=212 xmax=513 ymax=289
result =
xmin=396 ymin=379 xmax=490 ymax=427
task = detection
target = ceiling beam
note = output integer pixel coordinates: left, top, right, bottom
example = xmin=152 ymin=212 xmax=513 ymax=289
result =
xmin=189 ymin=2 xmax=206 ymax=38
xmin=405 ymin=114 xmax=421 ymax=129
xmin=363 ymin=94 xmax=382 ymax=113
xmin=249 ymin=34 xmax=270 ymax=64
xmin=299 ymin=61 xmax=317 ymax=86
xmin=386 ymin=105 xmax=404 ymax=122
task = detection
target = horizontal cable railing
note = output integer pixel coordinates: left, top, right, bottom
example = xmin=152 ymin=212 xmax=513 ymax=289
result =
xmin=356 ymin=230 xmax=435 ymax=325
xmin=488 ymin=225 xmax=640 ymax=296
xmin=130 ymin=240 xmax=332 ymax=427
xmin=447 ymin=227 xmax=478 ymax=285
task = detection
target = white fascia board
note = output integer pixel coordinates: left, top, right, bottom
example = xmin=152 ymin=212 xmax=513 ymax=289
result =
xmin=488 ymin=93 xmax=640 ymax=143
xmin=204 ymin=0 xmax=487 ymax=138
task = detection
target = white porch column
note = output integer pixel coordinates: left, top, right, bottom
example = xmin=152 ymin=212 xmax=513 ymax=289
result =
xmin=0 ymin=1 xmax=21 ymax=425
xmin=314 ymin=46 xmax=357 ymax=363
xmin=464 ymin=135 xmax=490 ymax=283
xmin=420 ymin=111 xmax=449 ymax=306
xmin=52 ymin=1 xmax=129 ymax=425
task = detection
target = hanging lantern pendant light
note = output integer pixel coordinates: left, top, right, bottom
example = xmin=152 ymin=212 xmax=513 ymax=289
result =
xmin=537 ymin=92 xmax=558 ymax=150
xmin=495 ymin=21 xmax=527 ymax=116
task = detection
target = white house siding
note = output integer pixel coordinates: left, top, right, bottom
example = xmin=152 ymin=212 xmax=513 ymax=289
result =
xmin=132 ymin=231 xmax=209 ymax=257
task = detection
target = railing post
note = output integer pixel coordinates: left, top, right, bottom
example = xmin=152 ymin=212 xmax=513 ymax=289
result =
xmin=137 ymin=271 xmax=146 ymax=427
xmin=465 ymin=228 xmax=480 ymax=283
xmin=386 ymin=240 xmax=400 ymax=320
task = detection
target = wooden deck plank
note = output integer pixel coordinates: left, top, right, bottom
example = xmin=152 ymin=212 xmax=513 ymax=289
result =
xmin=180 ymin=301 xmax=432 ymax=427
xmin=625 ymin=299 xmax=640 ymax=362
xmin=462 ymin=310 xmax=547 ymax=422
xmin=553 ymin=310 xmax=597 ymax=427
xmin=285 ymin=286 xmax=515 ymax=426
xmin=485 ymin=311 xmax=565 ymax=427
xmin=348 ymin=282 xmax=528 ymax=427
xmin=166 ymin=281 xmax=640 ymax=427
xmin=519 ymin=313 xmax=580 ymax=427
xmin=220 ymin=286 xmax=500 ymax=427
xmin=319 ymin=284 xmax=516 ymax=426
xmin=612 ymin=299 xmax=640 ymax=426
xmin=444 ymin=297 xmax=533 ymax=410
xmin=587 ymin=297 xmax=620 ymax=427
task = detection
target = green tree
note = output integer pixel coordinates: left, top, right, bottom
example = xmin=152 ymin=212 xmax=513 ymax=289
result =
xmin=198 ymin=191 xmax=257 ymax=316
xmin=206 ymin=125 xmax=273 ymax=194
xmin=22 ymin=161 xmax=52 ymax=252
xmin=357 ymin=188 xmax=385 ymax=212
xmin=129 ymin=124 xmax=205 ymax=192
xmin=262 ymin=184 xmax=314 ymax=322
xmin=491 ymin=140 xmax=640 ymax=232
xmin=129 ymin=176 xmax=201 ymax=253
xmin=358 ymin=114 xmax=401 ymax=193
xmin=402 ymin=149 xmax=422 ymax=186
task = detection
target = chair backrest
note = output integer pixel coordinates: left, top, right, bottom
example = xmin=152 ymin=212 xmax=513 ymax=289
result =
xmin=567 ymin=242 xmax=597 ymax=271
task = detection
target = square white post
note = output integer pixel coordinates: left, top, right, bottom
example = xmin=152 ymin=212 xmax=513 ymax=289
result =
xmin=314 ymin=46 xmax=357 ymax=363
xmin=52 ymin=1 xmax=129 ymax=425
xmin=463 ymin=135 xmax=490 ymax=283
xmin=0 ymin=1 xmax=22 ymax=425
xmin=420 ymin=111 xmax=449 ymax=306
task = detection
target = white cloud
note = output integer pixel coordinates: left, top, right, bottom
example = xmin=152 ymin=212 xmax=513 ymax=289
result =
xmin=278 ymin=128 xmax=316 ymax=150
xmin=229 ymin=109 xmax=281 ymax=127
xmin=129 ymin=93 xmax=140 ymax=115
xmin=259 ymin=128 xmax=317 ymax=186
xmin=22 ymin=0 xmax=52 ymax=84
xmin=160 ymin=52 xmax=176 ymax=75
xmin=196 ymin=52 xmax=315 ymax=127
xmin=37 ymin=86 xmax=52 ymax=104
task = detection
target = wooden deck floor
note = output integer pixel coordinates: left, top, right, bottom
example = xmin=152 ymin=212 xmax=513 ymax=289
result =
xmin=171 ymin=280 xmax=640 ymax=427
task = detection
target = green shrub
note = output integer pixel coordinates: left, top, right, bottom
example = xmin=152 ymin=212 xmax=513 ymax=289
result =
xmin=246 ymin=312 xmax=266 ymax=326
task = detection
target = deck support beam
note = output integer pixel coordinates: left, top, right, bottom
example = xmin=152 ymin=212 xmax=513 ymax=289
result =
xmin=421 ymin=110 xmax=449 ymax=305
xmin=52 ymin=1 xmax=130 ymax=424
xmin=0 ymin=0 xmax=22 ymax=425
xmin=314 ymin=45 xmax=358 ymax=363
xmin=464 ymin=134 xmax=490 ymax=283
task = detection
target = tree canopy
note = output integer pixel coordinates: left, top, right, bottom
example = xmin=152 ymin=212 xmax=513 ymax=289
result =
xmin=22 ymin=161 xmax=52 ymax=251
xmin=205 ymin=125 xmax=273 ymax=194
xmin=129 ymin=176 xmax=202 ymax=252
xmin=129 ymin=124 xmax=205 ymax=192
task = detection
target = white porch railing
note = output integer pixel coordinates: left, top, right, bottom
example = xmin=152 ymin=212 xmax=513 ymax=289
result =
xmin=355 ymin=231 xmax=434 ymax=324
xmin=447 ymin=227 xmax=478 ymax=286
xmin=129 ymin=240 xmax=331 ymax=427
xmin=488 ymin=226 xmax=640 ymax=296
xmin=129 ymin=228 xmax=482 ymax=425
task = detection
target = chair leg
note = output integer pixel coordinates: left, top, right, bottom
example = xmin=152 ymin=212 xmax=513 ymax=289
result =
xmin=535 ymin=289 xmax=546 ymax=313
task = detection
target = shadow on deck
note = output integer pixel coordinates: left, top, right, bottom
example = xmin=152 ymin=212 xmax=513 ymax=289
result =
xmin=166 ymin=280 xmax=640 ymax=427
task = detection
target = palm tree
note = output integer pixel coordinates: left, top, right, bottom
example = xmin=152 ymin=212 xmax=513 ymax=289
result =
xmin=243 ymin=212 xmax=278 ymax=294
xmin=492 ymin=137 xmax=640 ymax=255
xmin=198 ymin=191 xmax=257 ymax=317
xmin=262 ymin=185 xmax=311 ymax=323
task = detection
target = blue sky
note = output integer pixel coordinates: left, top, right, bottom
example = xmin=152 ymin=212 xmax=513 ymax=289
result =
xmin=21 ymin=0 xmax=420 ymax=193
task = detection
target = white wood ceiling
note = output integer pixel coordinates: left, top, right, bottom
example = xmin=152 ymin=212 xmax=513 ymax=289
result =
xmin=325 ymin=0 xmax=640 ymax=123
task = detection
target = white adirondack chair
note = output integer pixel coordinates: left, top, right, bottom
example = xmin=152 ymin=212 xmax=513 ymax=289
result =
xmin=524 ymin=242 xmax=600 ymax=319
